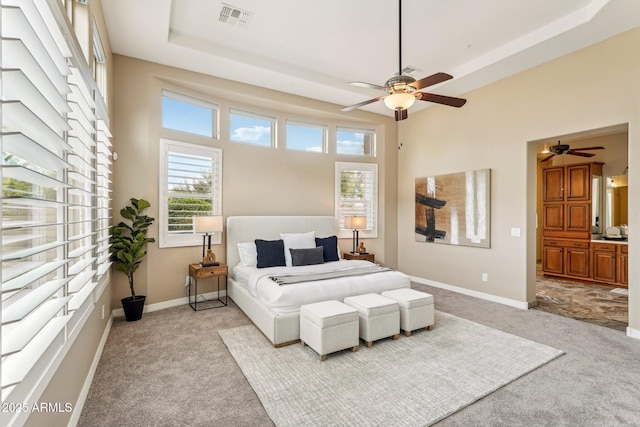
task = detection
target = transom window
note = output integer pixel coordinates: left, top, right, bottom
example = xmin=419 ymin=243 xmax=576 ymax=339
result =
xmin=336 ymin=127 xmax=376 ymax=156
xmin=229 ymin=108 xmax=275 ymax=147
xmin=162 ymin=90 xmax=218 ymax=138
xmin=286 ymin=120 xmax=327 ymax=153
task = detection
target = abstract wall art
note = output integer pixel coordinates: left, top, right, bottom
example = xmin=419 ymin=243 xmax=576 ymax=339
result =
xmin=415 ymin=169 xmax=491 ymax=248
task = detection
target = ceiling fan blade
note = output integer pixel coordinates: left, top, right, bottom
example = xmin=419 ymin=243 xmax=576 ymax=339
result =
xmin=567 ymin=151 xmax=595 ymax=158
xmin=410 ymin=72 xmax=453 ymax=90
xmin=417 ymin=92 xmax=467 ymax=108
xmin=349 ymin=81 xmax=388 ymax=91
xmin=395 ymin=108 xmax=408 ymax=121
xmin=340 ymin=96 xmax=385 ymax=112
xmin=570 ymin=146 xmax=605 ymax=151
xmin=539 ymin=153 xmax=556 ymax=162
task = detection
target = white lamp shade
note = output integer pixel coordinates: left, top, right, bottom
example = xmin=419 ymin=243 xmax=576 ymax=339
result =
xmin=345 ymin=216 xmax=367 ymax=230
xmin=193 ymin=215 xmax=224 ymax=233
xmin=383 ymin=92 xmax=416 ymax=110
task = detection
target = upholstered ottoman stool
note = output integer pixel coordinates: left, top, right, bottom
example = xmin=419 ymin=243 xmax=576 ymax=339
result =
xmin=300 ymin=300 xmax=359 ymax=361
xmin=381 ymin=288 xmax=434 ymax=336
xmin=343 ymin=293 xmax=400 ymax=347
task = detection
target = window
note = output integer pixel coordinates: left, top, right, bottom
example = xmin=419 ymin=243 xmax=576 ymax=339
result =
xmin=92 ymin=20 xmax=107 ymax=105
xmin=286 ymin=120 xmax=326 ymax=153
xmin=335 ymin=162 xmax=378 ymax=238
xmin=230 ymin=109 xmax=275 ymax=147
xmin=336 ymin=127 xmax=376 ymax=156
xmin=1 ymin=0 xmax=112 ymax=406
xmin=159 ymin=140 xmax=222 ymax=248
xmin=162 ymin=90 xmax=218 ymax=138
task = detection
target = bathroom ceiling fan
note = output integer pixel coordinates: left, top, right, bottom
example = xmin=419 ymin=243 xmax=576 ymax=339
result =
xmin=539 ymin=141 xmax=605 ymax=162
xmin=340 ymin=0 xmax=466 ymax=121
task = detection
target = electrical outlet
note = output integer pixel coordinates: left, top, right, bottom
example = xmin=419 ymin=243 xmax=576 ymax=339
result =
xmin=511 ymin=228 xmax=521 ymax=237
xmin=482 ymin=273 xmax=488 ymax=282
xmin=185 ymin=275 xmax=191 ymax=286
xmin=101 ymin=304 xmax=105 ymax=320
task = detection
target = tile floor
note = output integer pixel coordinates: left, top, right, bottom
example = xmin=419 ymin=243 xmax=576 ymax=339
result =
xmin=535 ymin=269 xmax=628 ymax=331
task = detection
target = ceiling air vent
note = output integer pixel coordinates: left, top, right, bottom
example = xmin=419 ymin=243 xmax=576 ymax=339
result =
xmin=219 ymin=3 xmax=253 ymax=28
xmin=396 ymin=66 xmax=422 ymax=76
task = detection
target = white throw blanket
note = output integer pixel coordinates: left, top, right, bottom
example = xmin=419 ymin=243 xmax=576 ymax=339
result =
xmin=269 ymin=265 xmax=393 ymax=285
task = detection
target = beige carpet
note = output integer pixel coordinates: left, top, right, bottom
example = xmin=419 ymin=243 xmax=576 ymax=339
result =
xmin=220 ymin=311 xmax=563 ymax=427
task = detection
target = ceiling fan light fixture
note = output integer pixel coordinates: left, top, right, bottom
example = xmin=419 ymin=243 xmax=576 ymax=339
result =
xmin=384 ymin=92 xmax=416 ymax=111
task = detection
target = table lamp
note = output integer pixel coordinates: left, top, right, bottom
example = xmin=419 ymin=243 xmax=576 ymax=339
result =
xmin=193 ymin=215 xmax=223 ymax=266
xmin=345 ymin=216 xmax=367 ymax=254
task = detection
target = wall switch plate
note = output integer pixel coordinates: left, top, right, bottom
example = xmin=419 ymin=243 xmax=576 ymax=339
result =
xmin=511 ymin=228 xmax=521 ymax=237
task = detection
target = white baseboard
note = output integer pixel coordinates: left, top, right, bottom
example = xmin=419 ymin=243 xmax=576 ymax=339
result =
xmin=411 ymin=276 xmax=530 ymax=310
xmin=111 ymin=291 xmax=227 ymax=318
xmin=68 ymin=314 xmax=113 ymax=427
xmin=627 ymin=326 xmax=640 ymax=341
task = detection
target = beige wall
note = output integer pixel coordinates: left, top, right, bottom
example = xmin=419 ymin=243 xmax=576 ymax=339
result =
xmin=398 ymin=28 xmax=640 ymax=332
xmin=110 ymin=55 xmax=399 ymax=306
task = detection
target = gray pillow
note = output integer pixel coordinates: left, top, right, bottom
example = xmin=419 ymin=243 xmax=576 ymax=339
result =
xmin=289 ymin=247 xmax=325 ymax=266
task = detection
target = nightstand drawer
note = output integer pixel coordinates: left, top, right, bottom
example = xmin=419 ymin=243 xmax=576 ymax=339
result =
xmin=189 ymin=264 xmax=228 ymax=279
xmin=343 ymin=253 xmax=375 ymax=263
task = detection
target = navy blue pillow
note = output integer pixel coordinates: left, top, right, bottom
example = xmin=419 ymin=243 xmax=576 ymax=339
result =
xmin=255 ymin=239 xmax=286 ymax=268
xmin=315 ymin=235 xmax=339 ymax=262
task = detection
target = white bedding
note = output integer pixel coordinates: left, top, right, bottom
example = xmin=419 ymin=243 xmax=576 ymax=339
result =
xmin=233 ymin=259 xmax=410 ymax=314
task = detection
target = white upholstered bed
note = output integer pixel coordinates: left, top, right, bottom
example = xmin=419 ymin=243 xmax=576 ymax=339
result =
xmin=226 ymin=216 xmax=410 ymax=346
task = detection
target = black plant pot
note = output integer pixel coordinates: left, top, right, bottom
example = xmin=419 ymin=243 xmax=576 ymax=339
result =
xmin=121 ymin=295 xmax=146 ymax=321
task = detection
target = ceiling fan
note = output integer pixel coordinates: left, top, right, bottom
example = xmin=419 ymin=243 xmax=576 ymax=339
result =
xmin=340 ymin=0 xmax=466 ymax=121
xmin=539 ymin=141 xmax=605 ymax=162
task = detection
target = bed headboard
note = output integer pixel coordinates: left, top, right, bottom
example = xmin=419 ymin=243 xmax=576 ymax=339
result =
xmin=226 ymin=216 xmax=339 ymax=269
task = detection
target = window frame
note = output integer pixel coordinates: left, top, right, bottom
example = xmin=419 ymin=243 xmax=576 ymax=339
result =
xmin=229 ymin=108 xmax=276 ymax=147
xmin=158 ymin=139 xmax=223 ymax=248
xmin=335 ymin=162 xmax=378 ymax=239
xmin=336 ymin=126 xmax=376 ymax=157
xmin=161 ymin=90 xmax=219 ymax=138
xmin=285 ymin=120 xmax=327 ymax=153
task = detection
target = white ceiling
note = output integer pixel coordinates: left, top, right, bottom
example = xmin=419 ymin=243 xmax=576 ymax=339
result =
xmin=102 ymin=0 xmax=640 ymax=119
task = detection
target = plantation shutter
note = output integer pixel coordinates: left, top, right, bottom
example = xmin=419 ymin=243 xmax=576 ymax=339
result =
xmin=1 ymin=0 xmax=112 ymax=402
xmin=159 ymin=139 xmax=222 ymax=248
xmin=95 ymin=119 xmax=113 ymax=280
xmin=335 ymin=162 xmax=378 ymax=238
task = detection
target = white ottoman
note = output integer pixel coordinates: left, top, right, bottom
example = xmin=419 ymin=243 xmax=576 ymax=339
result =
xmin=343 ymin=293 xmax=400 ymax=347
xmin=300 ymin=300 xmax=359 ymax=361
xmin=382 ymin=288 xmax=434 ymax=336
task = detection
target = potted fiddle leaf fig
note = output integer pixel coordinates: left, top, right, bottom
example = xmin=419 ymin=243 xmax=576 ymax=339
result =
xmin=110 ymin=198 xmax=155 ymax=321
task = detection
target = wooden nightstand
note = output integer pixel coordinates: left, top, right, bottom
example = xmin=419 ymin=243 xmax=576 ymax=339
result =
xmin=343 ymin=252 xmax=375 ymax=263
xmin=188 ymin=263 xmax=228 ymax=311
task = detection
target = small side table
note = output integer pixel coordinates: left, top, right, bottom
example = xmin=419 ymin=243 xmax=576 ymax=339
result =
xmin=343 ymin=252 xmax=375 ymax=263
xmin=188 ymin=263 xmax=228 ymax=311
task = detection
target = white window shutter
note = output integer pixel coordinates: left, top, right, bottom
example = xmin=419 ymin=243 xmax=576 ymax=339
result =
xmin=335 ymin=162 xmax=378 ymax=239
xmin=1 ymin=0 xmax=113 ymax=405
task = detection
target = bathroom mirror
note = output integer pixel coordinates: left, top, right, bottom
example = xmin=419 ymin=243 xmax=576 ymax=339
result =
xmin=592 ymin=175 xmax=602 ymax=235
xmin=605 ymin=175 xmax=628 ymax=229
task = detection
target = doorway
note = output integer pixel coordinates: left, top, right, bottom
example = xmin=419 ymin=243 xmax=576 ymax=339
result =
xmin=531 ymin=125 xmax=629 ymax=331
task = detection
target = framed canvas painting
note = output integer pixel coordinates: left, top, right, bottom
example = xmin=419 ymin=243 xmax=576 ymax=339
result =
xmin=415 ymin=169 xmax=491 ymax=248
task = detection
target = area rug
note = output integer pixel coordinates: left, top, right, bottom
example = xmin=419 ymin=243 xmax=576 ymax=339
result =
xmin=219 ymin=311 xmax=563 ymax=426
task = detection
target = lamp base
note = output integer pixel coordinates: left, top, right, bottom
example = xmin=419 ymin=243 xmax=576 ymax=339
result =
xmin=200 ymin=249 xmax=219 ymax=267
